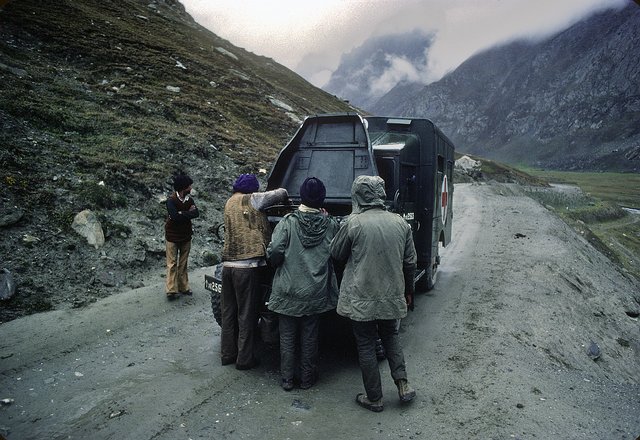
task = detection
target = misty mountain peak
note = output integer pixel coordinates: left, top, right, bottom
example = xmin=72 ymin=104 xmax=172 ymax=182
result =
xmin=323 ymin=31 xmax=434 ymax=109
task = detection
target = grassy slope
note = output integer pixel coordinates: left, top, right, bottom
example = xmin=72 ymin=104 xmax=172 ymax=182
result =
xmin=0 ymin=0 xmax=357 ymax=320
xmin=522 ymin=170 xmax=640 ymax=208
xmin=0 ymin=0 xmax=355 ymax=192
xmin=0 ymin=0 xmax=358 ymax=231
xmin=521 ymin=168 xmax=640 ymax=282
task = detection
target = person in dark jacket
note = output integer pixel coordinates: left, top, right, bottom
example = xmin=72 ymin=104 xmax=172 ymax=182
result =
xmin=165 ymin=174 xmax=199 ymax=300
xmin=221 ymin=174 xmax=288 ymax=370
xmin=267 ymin=177 xmax=339 ymax=391
xmin=330 ymin=175 xmax=417 ymax=412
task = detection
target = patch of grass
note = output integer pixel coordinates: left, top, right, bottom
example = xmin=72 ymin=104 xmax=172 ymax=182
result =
xmin=522 ymin=186 xmax=592 ymax=209
xmin=521 ymin=169 xmax=640 ymax=208
xmin=520 ymin=169 xmax=640 ymax=282
xmin=566 ymin=202 xmax=626 ymax=224
xmin=50 ymin=207 xmax=76 ymax=232
xmin=98 ymin=215 xmax=132 ymax=239
xmin=78 ymin=182 xmax=127 ymax=210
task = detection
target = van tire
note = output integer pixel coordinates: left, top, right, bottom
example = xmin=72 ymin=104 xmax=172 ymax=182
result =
xmin=210 ymin=292 xmax=222 ymax=326
xmin=415 ymin=263 xmax=436 ymax=292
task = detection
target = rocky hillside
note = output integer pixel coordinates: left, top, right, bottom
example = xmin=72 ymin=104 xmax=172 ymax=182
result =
xmin=371 ymin=2 xmax=640 ymax=171
xmin=0 ymin=0 xmax=356 ymax=322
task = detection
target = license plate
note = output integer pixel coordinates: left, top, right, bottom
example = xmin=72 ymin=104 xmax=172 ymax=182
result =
xmin=205 ymin=275 xmax=222 ymax=294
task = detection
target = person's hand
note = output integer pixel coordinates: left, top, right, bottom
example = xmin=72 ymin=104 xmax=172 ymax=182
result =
xmin=405 ymin=292 xmax=414 ymax=311
xmin=189 ymin=205 xmax=196 ymax=211
xmin=320 ymin=208 xmax=328 ymax=216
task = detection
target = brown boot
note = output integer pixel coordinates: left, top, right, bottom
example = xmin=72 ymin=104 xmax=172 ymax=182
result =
xmin=395 ymin=379 xmax=416 ymax=402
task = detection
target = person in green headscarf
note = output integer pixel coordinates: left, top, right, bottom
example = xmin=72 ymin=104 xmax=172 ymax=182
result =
xmin=331 ymin=175 xmax=417 ymax=412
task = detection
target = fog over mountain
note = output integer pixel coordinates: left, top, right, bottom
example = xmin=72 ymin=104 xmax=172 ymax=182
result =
xmin=325 ymin=2 xmax=640 ymax=171
xmin=322 ymin=31 xmax=434 ymax=110
xmin=182 ymin=0 xmax=628 ymax=90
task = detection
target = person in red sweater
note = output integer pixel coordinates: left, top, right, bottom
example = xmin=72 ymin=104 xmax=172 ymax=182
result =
xmin=165 ymin=174 xmax=199 ymax=300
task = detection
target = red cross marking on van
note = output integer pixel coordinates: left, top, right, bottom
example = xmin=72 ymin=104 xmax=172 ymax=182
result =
xmin=441 ymin=174 xmax=448 ymax=225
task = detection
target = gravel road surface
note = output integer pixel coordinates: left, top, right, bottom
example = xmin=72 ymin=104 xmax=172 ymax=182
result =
xmin=1 ymin=182 xmax=638 ymax=439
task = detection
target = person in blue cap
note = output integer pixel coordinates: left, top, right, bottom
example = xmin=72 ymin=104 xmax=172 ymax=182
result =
xmin=220 ymin=174 xmax=288 ymax=370
xmin=267 ymin=177 xmax=339 ymax=391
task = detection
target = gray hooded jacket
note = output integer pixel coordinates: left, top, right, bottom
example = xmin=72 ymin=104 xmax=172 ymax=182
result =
xmin=330 ymin=175 xmax=417 ymax=321
xmin=267 ymin=209 xmax=340 ymax=317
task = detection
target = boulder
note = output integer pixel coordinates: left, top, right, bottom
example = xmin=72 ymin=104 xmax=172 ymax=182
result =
xmin=0 ymin=209 xmax=23 ymax=228
xmin=456 ymin=155 xmax=481 ymax=172
xmin=455 ymin=155 xmax=482 ymax=180
xmin=72 ymin=210 xmax=105 ymax=249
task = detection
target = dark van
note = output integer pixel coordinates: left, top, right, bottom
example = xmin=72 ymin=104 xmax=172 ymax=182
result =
xmin=206 ymin=113 xmax=455 ymax=325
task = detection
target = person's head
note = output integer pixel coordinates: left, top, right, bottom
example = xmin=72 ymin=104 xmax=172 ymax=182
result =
xmin=351 ymin=175 xmax=386 ymax=214
xmin=173 ymin=174 xmax=193 ymax=194
xmin=233 ymin=174 xmax=259 ymax=194
xmin=299 ymin=177 xmax=326 ymax=209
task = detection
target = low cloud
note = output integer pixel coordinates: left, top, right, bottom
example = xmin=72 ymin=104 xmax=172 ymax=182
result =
xmin=369 ymin=55 xmax=428 ymax=97
xmin=181 ymin=0 xmax=630 ymax=87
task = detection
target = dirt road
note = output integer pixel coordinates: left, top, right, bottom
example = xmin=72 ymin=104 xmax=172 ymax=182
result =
xmin=1 ymin=182 xmax=639 ymax=439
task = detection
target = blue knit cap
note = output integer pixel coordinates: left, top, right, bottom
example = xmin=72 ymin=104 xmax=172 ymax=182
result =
xmin=300 ymin=177 xmax=326 ymax=208
xmin=233 ymin=174 xmax=259 ymax=194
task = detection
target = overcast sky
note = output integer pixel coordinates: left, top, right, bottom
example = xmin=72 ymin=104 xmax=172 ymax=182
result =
xmin=181 ymin=0 xmax=629 ymax=87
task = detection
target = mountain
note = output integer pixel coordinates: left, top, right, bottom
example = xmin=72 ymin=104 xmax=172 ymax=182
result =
xmin=0 ymin=0 xmax=355 ymax=321
xmin=322 ymin=31 xmax=434 ymax=110
xmin=371 ymin=2 xmax=640 ymax=171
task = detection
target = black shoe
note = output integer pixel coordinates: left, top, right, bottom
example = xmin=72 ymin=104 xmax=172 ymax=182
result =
xmin=166 ymin=292 xmax=179 ymax=301
xmin=281 ymin=378 xmax=294 ymax=391
xmin=300 ymin=371 xmax=318 ymax=389
xmin=236 ymin=359 xmax=260 ymax=370
xmin=221 ymin=357 xmax=236 ymax=366
xmin=180 ymin=290 xmax=193 ymax=296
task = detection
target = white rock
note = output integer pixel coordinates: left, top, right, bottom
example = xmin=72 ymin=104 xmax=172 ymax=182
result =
xmin=71 ymin=210 xmax=105 ymax=249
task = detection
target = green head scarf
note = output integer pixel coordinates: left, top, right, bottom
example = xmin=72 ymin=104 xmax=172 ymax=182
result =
xmin=351 ymin=175 xmax=386 ymax=214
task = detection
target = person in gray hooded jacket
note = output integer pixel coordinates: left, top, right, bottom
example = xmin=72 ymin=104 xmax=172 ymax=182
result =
xmin=330 ymin=175 xmax=417 ymax=412
xmin=267 ymin=177 xmax=339 ymax=391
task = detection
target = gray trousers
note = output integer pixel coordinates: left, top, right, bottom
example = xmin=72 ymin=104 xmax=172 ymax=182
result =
xmin=351 ymin=319 xmax=407 ymax=402
xmin=220 ymin=266 xmax=262 ymax=366
xmin=278 ymin=314 xmax=320 ymax=384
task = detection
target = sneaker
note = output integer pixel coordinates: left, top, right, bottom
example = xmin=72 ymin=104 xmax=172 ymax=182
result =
xmin=180 ymin=290 xmax=193 ymax=296
xmin=166 ymin=292 xmax=179 ymax=301
xmin=355 ymin=393 xmax=383 ymax=412
xmin=281 ymin=378 xmax=294 ymax=391
xmin=395 ymin=379 xmax=416 ymax=402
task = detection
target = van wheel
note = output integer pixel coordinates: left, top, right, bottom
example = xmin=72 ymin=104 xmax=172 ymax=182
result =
xmin=415 ymin=264 xmax=436 ymax=292
xmin=210 ymin=292 xmax=222 ymax=326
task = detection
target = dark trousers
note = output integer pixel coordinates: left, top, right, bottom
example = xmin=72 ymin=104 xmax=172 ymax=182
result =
xmin=278 ymin=314 xmax=320 ymax=383
xmin=351 ymin=319 xmax=407 ymax=402
xmin=220 ymin=266 xmax=262 ymax=366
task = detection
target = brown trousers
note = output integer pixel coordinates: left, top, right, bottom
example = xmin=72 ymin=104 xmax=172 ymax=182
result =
xmin=165 ymin=240 xmax=191 ymax=294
